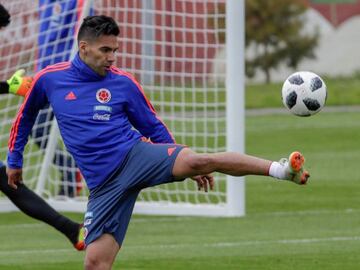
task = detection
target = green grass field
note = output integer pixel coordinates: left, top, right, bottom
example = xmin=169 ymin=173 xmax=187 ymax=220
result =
xmin=0 ymin=110 xmax=359 ymax=269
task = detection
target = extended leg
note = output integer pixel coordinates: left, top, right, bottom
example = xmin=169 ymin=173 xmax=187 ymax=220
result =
xmin=172 ymin=148 xmax=271 ymax=178
xmin=172 ymin=148 xmax=309 ymax=184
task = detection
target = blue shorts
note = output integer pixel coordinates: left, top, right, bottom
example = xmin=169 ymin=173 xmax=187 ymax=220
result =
xmin=83 ymin=141 xmax=185 ymax=246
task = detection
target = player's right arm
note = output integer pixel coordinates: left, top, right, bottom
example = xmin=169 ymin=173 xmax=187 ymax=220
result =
xmin=7 ymin=73 xmax=48 ymax=188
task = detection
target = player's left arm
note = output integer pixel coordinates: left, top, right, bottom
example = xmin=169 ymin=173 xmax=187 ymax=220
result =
xmin=126 ymin=79 xmax=175 ymax=144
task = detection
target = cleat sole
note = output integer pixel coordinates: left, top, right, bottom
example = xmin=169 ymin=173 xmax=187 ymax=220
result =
xmin=289 ymin=151 xmax=305 ymax=173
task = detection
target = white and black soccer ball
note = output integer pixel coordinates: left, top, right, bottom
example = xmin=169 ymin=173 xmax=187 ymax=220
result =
xmin=281 ymin=71 xmax=327 ymax=117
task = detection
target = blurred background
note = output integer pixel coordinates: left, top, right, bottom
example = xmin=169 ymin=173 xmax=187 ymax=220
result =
xmin=0 ymin=1 xmax=359 ymax=269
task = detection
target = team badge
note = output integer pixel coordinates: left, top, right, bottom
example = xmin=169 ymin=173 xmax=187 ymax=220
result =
xmin=96 ymin=88 xmax=111 ymax=104
xmin=84 ymin=218 xmax=92 ymax=226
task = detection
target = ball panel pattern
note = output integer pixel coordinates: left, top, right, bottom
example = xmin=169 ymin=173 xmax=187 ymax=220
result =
xmin=303 ymin=97 xmax=321 ymax=111
xmin=285 ymin=91 xmax=297 ymax=109
xmin=288 ymin=75 xmax=304 ymax=85
xmin=310 ymin=77 xmax=323 ymax=92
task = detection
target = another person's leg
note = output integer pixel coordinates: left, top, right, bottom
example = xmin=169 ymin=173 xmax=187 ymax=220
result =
xmin=0 ymin=162 xmax=84 ymax=250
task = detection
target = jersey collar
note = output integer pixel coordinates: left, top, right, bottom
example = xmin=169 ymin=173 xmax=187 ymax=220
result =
xmin=72 ymin=53 xmax=109 ymax=81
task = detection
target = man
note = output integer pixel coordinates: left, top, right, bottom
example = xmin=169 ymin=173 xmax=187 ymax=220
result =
xmin=7 ymin=15 xmax=310 ymax=269
xmin=0 ymin=3 xmax=84 ymax=251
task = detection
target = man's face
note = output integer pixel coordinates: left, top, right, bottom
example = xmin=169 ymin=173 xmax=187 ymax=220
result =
xmin=79 ymin=35 xmax=119 ymax=76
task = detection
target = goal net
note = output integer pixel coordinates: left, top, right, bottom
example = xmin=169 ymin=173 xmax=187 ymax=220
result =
xmin=0 ymin=0 xmax=244 ymax=217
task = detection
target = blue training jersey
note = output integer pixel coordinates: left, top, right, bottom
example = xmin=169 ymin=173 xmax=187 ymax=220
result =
xmin=8 ymin=54 xmax=175 ymax=189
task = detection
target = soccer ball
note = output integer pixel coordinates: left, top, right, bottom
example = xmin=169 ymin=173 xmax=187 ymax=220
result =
xmin=281 ymin=71 xmax=327 ymax=117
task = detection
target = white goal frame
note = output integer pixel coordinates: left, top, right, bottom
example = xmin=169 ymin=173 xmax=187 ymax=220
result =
xmin=0 ymin=0 xmax=245 ymax=217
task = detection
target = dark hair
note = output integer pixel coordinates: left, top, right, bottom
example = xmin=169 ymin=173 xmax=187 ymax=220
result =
xmin=77 ymin=15 xmax=119 ymax=42
xmin=0 ymin=4 xmax=11 ymax=28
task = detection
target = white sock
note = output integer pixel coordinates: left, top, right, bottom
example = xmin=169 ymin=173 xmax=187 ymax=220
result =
xmin=268 ymin=161 xmax=287 ymax=180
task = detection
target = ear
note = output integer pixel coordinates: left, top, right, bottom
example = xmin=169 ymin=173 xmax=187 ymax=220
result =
xmin=78 ymin=40 xmax=88 ymax=55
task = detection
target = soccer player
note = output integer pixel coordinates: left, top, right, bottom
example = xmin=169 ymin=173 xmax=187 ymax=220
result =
xmin=7 ymin=15 xmax=310 ymax=269
xmin=0 ymin=3 xmax=84 ymax=251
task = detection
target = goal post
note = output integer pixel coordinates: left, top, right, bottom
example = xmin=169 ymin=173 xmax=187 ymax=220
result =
xmin=226 ymin=0 xmax=245 ymax=216
xmin=0 ymin=0 xmax=245 ymax=217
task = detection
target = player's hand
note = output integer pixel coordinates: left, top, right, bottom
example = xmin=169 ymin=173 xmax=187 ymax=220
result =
xmin=6 ymin=167 xmax=23 ymax=189
xmin=191 ymin=174 xmax=214 ymax=192
xmin=7 ymin=69 xmax=33 ymax=96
